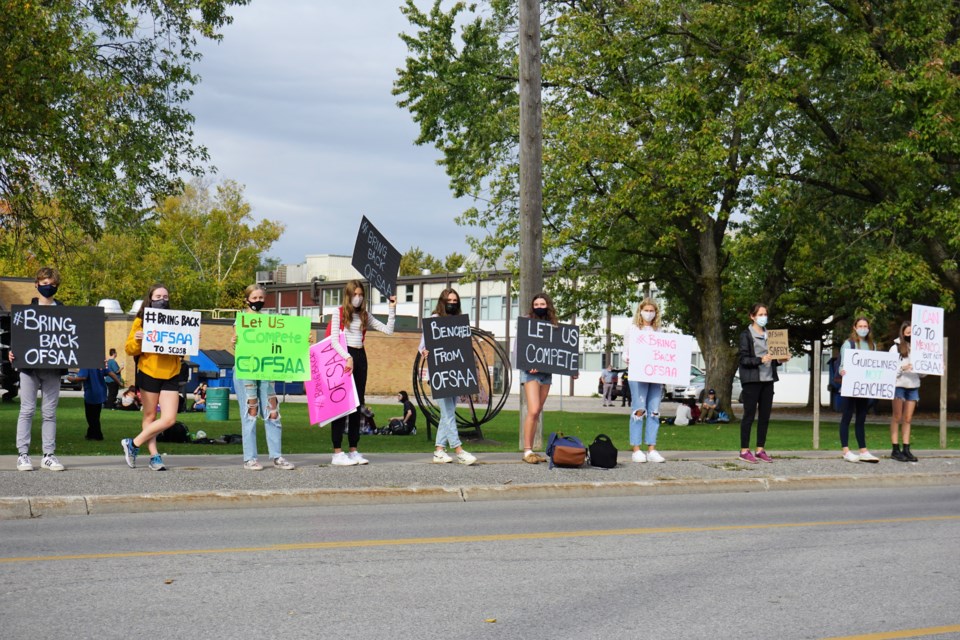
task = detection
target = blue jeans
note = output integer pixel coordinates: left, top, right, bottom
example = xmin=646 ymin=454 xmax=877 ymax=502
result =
xmin=234 ymin=379 xmax=282 ymax=461
xmin=435 ymin=396 xmax=461 ymax=449
xmin=628 ymin=381 xmax=662 ymax=446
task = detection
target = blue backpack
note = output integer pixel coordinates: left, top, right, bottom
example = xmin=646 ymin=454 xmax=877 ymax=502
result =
xmin=546 ymin=432 xmax=587 ymax=469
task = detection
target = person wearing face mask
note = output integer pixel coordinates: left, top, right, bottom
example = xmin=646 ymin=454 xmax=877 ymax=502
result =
xmin=889 ymin=321 xmax=922 ymax=462
xmin=328 ymin=279 xmax=396 ymax=466
xmin=419 ymin=288 xmax=477 ymax=464
xmin=837 ymin=316 xmax=880 ymax=463
xmin=514 ymin=293 xmax=562 ymax=463
xmin=230 ymin=284 xmax=297 ymax=471
xmin=12 ymin=267 xmax=66 ymax=472
xmin=624 ymin=298 xmax=667 ymax=463
xmin=120 ymin=284 xmax=184 ymax=471
xmin=737 ymin=303 xmax=789 ymax=463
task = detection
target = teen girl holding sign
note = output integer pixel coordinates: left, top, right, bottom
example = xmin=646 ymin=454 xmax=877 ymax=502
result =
xmin=232 ymin=284 xmax=296 ymax=471
xmin=121 ymin=285 xmax=183 ymax=471
xmin=624 ymin=298 xmax=666 ymax=463
xmin=419 ymin=287 xmax=477 ymax=465
xmin=837 ymin=316 xmax=880 ymax=463
xmin=328 ymin=279 xmax=396 ymax=466
xmin=889 ymin=321 xmax=922 ymax=462
xmin=737 ymin=304 xmax=789 ymax=464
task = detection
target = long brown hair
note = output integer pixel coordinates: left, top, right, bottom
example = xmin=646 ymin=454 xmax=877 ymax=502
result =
xmin=433 ymin=288 xmax=460 ymax=316
xmin=632 ymin=297 xmax=661 ymax=330
xmin=136 ymin=284 xmax=169 ymax=320
xmin=897 ymin=320 xmax=911 ymax=358
xmin=528 ymin=292 xmax=558 ymax=326
xmin=847 ymin=316 xmax=877 ymax=350
xmin=342 ymin=279 xmax=368 ymax=328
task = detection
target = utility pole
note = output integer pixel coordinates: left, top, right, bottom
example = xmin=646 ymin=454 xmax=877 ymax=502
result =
xmin=518 ymin=0 xmax=544 ymax=450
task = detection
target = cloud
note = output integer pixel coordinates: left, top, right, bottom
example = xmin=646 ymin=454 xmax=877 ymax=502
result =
xmin=189 ymin=0 xmax=472 ymax=265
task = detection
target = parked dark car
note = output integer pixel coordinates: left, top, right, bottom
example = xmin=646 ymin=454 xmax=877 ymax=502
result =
xmin=60 ymin=369 xmax=82 ymax=391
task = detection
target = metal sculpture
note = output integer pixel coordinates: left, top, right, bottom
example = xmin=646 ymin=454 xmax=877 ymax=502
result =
xmin=412 ymin=327 xmax=511 ymax=441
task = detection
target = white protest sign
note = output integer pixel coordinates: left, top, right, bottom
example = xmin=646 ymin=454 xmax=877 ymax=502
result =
xmin=141 ymin=308 xmax=202 ymax=356
xmin=626 ymin=327 xmax=694 ymax=386
xmin=911 ymin=304 xmax=944 ymax=376
xmin=840 ymin=349 xmax=898 ymax=399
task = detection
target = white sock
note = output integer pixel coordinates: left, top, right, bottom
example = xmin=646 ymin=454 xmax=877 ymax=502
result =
xmin=524 ymin=449 xmax=534 ymax=456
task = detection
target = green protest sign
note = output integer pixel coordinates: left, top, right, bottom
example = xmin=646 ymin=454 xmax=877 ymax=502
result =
xmin=234 ymin=313 xmax=311 ymax=381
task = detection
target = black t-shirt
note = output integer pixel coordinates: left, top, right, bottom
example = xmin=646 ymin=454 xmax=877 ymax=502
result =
xmin=402 ymin=400 xmax=416 ymax=426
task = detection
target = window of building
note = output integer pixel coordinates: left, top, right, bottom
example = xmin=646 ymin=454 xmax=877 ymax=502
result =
xmin=582 ymin=351 xmax=604 ymax=371
xmin=405 ymin=285 xmax=415 ymax=303
xmin=322 ymin=289 xmax=342 ymax=307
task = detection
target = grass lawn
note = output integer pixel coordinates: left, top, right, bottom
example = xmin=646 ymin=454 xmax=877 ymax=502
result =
xmin=2 ymin=397 xmax=956 ymax=456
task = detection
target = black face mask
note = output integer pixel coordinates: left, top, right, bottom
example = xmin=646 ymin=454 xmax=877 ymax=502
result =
xmin=533 ymin=307 xmax=548 ymax=318
xmin=444 ymin=303 xmax=460 ymax=315
xmin=37 ymin=284 xmax=58 ymax=299
xmin=248 ymin=300 xmax=265 ymax=312
xmin=151 ymin=299 xmax=170 ymax=310
xmin=904 ymin=336 xmax=911 ymax=343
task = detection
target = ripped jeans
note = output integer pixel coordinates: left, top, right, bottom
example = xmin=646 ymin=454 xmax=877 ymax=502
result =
xmin=234 ymin=378 xmax=282 ymax=462
xmin=628 ymin=381 xmax=662 ymax=446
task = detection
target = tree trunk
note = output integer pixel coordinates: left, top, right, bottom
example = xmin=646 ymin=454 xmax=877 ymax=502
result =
xmin=694 ymin=219 xmax=739 ymax=415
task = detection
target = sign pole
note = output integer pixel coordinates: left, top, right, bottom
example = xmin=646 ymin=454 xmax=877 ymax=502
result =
xmin=813 ymin=340 xmax=821 ymax=450
xmin=941 ymin=337 xmax=948 ymax=449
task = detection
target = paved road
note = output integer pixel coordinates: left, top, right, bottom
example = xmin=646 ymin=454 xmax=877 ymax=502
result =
xmin=2 ymin=487 xmax=958 ymax=640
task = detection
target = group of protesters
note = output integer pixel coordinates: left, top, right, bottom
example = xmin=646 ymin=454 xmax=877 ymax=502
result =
xmin=11 ymin=266 xmax=928 ymax=472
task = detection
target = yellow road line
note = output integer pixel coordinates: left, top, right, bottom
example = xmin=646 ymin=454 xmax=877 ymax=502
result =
xmin=820 ymin=625 xmax=960 ymax=639
xmin=1 ymin=514 xmax=958 ymax=565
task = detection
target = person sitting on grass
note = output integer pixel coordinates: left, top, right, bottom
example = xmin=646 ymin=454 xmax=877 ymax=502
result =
xmin=701 ymin=389 xmax=719 ymax=422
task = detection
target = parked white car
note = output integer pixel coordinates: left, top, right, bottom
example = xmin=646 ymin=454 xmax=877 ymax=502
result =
xmin=663 ymin=365 xmax=704 ymax=400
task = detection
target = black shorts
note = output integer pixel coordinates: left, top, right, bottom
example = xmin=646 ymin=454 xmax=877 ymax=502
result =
xmin=138 ymin=371 xmax=180 ymax=394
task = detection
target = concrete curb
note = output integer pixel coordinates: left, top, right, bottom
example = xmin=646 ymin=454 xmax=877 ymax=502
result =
xmin=4 ymin=471 xmax=960 ymax=520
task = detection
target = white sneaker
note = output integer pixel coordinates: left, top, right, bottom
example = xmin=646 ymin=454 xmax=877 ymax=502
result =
xmin=348 ymin=451 xmax=369 ymax=465
xmin=433 ymin=450 xmax=453 ymax=464
xmin=331 ymin=452 xmax=358 ymax=466
xmin=457 ymin=450 xmax=477 ymax=465
xmin=646 ymin=449 xmax=666 ymax=463
xmin=17 ymin=454 xmax=33 ymax=471
xmin=631 ymin=450 xmax=647 ymax=463
xmin=858 ymin=451 xmax=879 ymax=463
xmin=843 ymin=451 xmax=861 ymax=463
xmin=273 ymin=456 xmax=295 ymax=470
xmin=41 ymin=454 xmax=64 ymax=471
xmin=243 ymin=459 xmax=263 ymax=471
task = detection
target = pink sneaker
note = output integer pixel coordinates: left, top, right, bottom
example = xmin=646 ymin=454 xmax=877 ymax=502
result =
xmin=738 ymin=451 xmax=759 ymax=464
xmin=755 ymin=450 xmax=773 ymax=463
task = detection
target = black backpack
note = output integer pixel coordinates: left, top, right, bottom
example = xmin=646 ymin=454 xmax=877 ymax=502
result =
xmin=588 ymin=434 xmax=618 ymax=469
xmin=157 ymin=421 xmax=191 ymax=443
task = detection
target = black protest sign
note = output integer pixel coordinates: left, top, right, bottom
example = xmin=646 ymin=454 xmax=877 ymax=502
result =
xmin=10 ymin=305 xmax=105 ymax=369
xmin=351 ymin=215 xmax=402 ymax=299
xmin=422 ymin=315 xmax=479 ymax=399
xmin=516 ymin=317 xmax=580 ymax=377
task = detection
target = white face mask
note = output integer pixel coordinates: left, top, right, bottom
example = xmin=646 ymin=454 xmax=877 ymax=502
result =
xmin=640 ymin=311 xmax=656 ymax=323
xmin=755 ymin=315 xmax=768 ymax=328
xmin=856 ymin=327 xmax=869 ymax=338
xmin=352 ymin=295 xmax=363 ymax=308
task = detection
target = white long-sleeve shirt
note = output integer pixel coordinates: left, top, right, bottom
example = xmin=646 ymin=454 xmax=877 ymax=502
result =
xmin=330 ymin=305 xmax=395 ymax=359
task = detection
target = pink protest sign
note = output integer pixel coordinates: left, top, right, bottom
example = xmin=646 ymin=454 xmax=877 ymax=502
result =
xmin=305 ymin=335 xmax=359 ymax=426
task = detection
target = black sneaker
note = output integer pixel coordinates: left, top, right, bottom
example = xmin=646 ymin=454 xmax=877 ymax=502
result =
xmin=902 ymin=448 xmax=918 ymax=462
xmin=891 ymin=448 xmax=907 ymax=462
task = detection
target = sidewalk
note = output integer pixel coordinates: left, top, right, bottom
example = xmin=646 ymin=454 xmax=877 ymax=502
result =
xmin=2 ymin=449 xmax=958 ymax=520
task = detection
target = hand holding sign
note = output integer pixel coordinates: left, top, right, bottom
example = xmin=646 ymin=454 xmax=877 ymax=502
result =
xmin=351 ymin=215 xmax=402 ymax=299
xmin=422 ymin=315 xmax=479 ymax=399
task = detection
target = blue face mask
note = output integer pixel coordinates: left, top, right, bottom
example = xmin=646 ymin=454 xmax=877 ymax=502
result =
xmin=856 ymin=328 xmax=869 ymax=338
xmin=755 ymin=315 xmax=768 ymax=328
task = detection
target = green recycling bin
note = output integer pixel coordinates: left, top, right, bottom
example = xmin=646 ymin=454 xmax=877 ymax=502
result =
xmin=205 ymin=386 xmax=230 ymax=421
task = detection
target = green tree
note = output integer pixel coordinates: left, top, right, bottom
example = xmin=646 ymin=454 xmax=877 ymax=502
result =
xmin=154 ymin=180 xmax=284 ymax=309
xmin=0 ymin=0 xmax=249 ymax=242
xmin=399 ymin=247 xmax=443 ymax=276
xmin=396 ymin=0 xmax=960 ymax=409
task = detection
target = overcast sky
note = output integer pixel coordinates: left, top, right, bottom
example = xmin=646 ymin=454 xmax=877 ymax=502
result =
xmin=189 ymin=1 xmax=471 ymax=265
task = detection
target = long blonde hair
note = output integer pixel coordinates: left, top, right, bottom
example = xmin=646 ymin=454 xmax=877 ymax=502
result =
xmin=342 ymin=279 xmax=368 ymax=328
xmin=633 ymin=298 xmax=661 ymax=330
